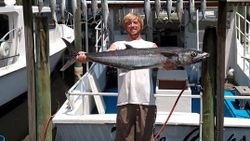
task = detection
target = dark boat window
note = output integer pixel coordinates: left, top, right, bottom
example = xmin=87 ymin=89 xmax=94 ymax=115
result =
xmin=0 ymin=14 xmax=9 ymax=41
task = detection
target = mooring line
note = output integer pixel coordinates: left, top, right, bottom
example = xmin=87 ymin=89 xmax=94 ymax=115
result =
xmin=153 ymin=86 xmax=186 ymax=140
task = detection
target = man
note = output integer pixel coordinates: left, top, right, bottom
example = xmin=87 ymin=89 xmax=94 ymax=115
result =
xmin=77 ymin=12 xmax=175 ymax=141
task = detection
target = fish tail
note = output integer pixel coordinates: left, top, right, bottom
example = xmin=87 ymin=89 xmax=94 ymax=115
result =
xmin=199 ymin=14 xmax=206 ymax=21
xmin=61 ymin=38 xmax=78 ymax=56
xmin=89 ymin=20 xmax=98 ymax=25
xmin=178 ymin=24 xmax=185 ymax=31
xmin=165 ymin=19 xmax=173 ymax=24
xmin=155 ymin=18 xmax=164 ymax=24
xmin=61 ymin=38 xmax=72 ymax=47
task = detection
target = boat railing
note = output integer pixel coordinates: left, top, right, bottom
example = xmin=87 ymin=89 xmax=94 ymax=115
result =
xmin=235 ymin=10 xmax=250 ymax=76
xmin=65 ymin=81 xmax=250 ymax=110
xmin=235 ymin=10 xmax=250 ymax=50
xmin=95 ymin=20 xmax=103 ymax=52
xmin=0 ymin=27 xmax=21 ymax=42
xmin=66 ymin=89 xmax=250 ymax=99
xmin=0 ymin=27 xmax=21 ymax=67
xmin=95 ymin=20 xmax=110 ymax=52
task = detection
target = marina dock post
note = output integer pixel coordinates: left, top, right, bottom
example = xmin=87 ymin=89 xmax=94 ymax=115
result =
xmin=73 ymin=0 xmax=84 ymax=80
xmin=201 ymin=26 xmax=217 ymax=141
xmin=23 ymin=0 xmax=37 ymax=140
xmin=216 ymin=1 xmax=227 ymax=141
xmin=34 ymin=16 xmax=52 ymax=141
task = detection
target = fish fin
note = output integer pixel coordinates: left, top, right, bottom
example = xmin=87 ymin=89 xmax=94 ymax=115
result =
xmin=60 ymin=38 xmax=79 ymax=71
xmin=155 ymin=18 xmax=164 ymax=24
xmin=60 ymin=58 xmax=76 ymax=71
xmin=89 ymin=18 xmax=100 ymax=25
xmin=61 ymin=38 xmax=77 ymax=55
xmin=61 ymin=38 xmax=72 ymax=47
xmin=165 ymin=19 xmax=173 ymax=24
xmin=124 ymin=44 xmax=135 ymax=49
xmin=178 ymin=24 xmax=185 ymax=31
xmin=89 ymin=20 xmax=97 ymax=25
xmin=161 ymin=52 xmax=177 ymax=57
xmin=199 ymin=15 xmax=206 ymax=21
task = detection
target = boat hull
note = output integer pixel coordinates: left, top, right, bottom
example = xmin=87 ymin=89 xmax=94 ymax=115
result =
xmin=0 ymin=5 xmax=74 ymax=106
xmin=0 ymin=49 xmax=65 ymax=106
xmin=54 ymin=118 xmax=250 ymax=141
xmin=53 ymin=63 xmax=250 ymax=141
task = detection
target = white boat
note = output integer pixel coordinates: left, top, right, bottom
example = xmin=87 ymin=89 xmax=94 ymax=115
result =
xmin=53 ymin=3 xmax=250 ymax=141
xmin=53 ymin=63 xmax=250 ymax=141
xmin=0 ymin=2 xmax=74 ymax=106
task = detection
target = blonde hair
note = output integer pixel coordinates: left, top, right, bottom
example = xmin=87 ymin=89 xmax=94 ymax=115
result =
xmin=123 ymin=12 xmax=144 ymax=30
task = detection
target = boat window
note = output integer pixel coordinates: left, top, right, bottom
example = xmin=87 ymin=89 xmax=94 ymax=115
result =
xmin=0 ymin=14 xmax=9 ymax=41
xmin=33 ymin=12 xmax=56 ymax=29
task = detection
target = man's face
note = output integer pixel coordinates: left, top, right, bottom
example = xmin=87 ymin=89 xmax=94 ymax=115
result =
xmin=125 ymin=19 xmax=142 ymax=36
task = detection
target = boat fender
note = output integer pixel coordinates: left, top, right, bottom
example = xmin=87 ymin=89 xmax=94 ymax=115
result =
xmin=0 ymin=42 xmax=10 ymax=58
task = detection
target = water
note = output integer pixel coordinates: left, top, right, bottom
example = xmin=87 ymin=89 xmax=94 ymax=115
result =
xmin=0 ymin=63 xmax=75 ymax=141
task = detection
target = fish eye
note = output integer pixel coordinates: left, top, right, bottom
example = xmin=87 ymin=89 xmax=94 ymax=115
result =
xmin=191 ymin=51 xmax=197 ymax=57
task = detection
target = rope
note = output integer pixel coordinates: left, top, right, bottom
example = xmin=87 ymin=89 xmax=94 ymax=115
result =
xmin=153 ymin=86 xmax=186 ymax=140
xmin=39 ymin=115 xmax=54 ymax=141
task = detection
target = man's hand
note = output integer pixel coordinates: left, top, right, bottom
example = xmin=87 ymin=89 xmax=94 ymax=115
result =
xmin=76 ymin=51 xmax=88 ymax=63
xmin=163 ymin=60 xmax=177 ymax=70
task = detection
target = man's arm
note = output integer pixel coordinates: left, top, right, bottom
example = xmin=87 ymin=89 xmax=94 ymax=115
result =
xmin=108 ymin=43 xmax=118 ymax=51
xmin=76 ymin=43 xmax=118 ymax=63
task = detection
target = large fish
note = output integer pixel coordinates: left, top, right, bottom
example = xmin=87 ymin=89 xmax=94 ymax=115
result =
xmin=166 ymin=0 xmax=172 ymax=23
xmin=60 ymin=0 xmax=66 ymax=23
xmin=101 ymin=0 xmax=109 ymax=33
xmin=72 ymin=0 xmax=77 ymax=14
xmin=81 ymin=0 xmax=87 ymax=18
xmin=38 ymin=0 xmax=43 ymax=12
xmin=50 ymin=0 xmax=57 ymax=23
xmin=189 ymin=0 xmax=195 ymax=22
xmin=60 ymin=38 xmax=209 ymax=71
xmin=155 ymin=0 xmax=161 ymax=19
xmin=144 ymin=0 xmax=151 ymax=27
xmin=91 ymin=0 xmax=98 ymax=22
xmin=176 ymin=0 xmax=184 ymax=25
xmin=200 ymin=0 xmax=206 ymax=20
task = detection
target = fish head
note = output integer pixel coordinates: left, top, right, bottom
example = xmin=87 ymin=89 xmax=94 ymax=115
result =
xmin=177 ymin=49 xmax=209 ymax=65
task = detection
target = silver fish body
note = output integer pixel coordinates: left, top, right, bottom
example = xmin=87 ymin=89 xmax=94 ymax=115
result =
xmin=38 ymin=0 xmax=43 ymax=12
xmin=166 ymin=0 xmax=172 ymax=23
xmin=81 ymin=0 xmax=87 ymax=18
xmin=72 ymin=0 xmax=77 ymax=14
xmin=155 ymin=0 xmax=161 ymax=19
xmin=176 ymin=0 xmax=183 ymax=24
xmin=60 ymin=39 xmax=209 ymax=71
xmin=61 ymin=0 xmax=66 ymax=22
xmin=86 ymin=46 xmax=209 ymax=70
xmin=201 ymin=0 xmax=206 ymax=20
xmin=87 ymin=48 xmax=167 ymax=70
xmin=50 ymin=0 xmax=57 ymax=23
xmin=189 ymin=0 xmax=195 ymax=22
xmin=91 ymin=0 xmax=98 ymax=22
xmin=144 ymin=0 xmax=151 ymax=26
xmin=101 ymin=0 xmax=109 ymax=32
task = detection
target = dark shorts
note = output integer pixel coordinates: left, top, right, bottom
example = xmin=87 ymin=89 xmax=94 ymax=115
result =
xmin=115 ymin=104 xmax=157 ymax=141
